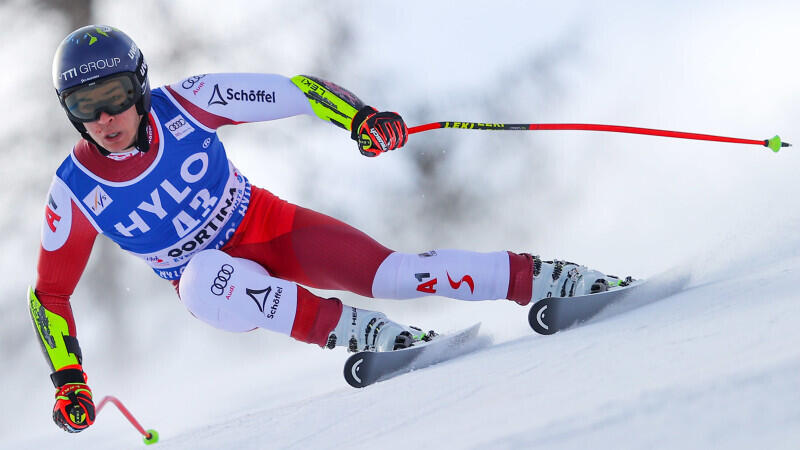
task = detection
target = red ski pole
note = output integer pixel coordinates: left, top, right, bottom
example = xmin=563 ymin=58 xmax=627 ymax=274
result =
xmin=96 ymin=395 xmax=159 ymax=445
xmin=407 ymin=122 xmax=791 ymax=152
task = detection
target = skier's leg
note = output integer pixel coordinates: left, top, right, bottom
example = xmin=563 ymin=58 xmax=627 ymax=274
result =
xmin=371 ymin=250 xmax=534 ymax=303
xmin=222 ymin=188 xmax=535 ymax=303
xmin=179 ymin=249 xmax=339 ymax=344
xmin=373 ymin=252 xmax=625 ymax=305
xmin=221 ymin=188 xmax=393 ymax=297
xmin=223 ymin=187 xmax=617 ymax=307
xmin=178 ymin=249 xmax=426 ymax=351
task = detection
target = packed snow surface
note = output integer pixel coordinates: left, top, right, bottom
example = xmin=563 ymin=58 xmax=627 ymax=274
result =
xmin=16 ymin=240 xmax=800 ymax=449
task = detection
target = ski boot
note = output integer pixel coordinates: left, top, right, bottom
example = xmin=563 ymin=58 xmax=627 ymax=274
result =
xmin=327 ymin=306 xmax=436 ymax=352
xmin=531 ymin=255 xmax=632 ymax=301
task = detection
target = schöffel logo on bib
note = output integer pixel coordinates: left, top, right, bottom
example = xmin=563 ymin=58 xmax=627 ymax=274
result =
xmin=83 ymin=185 xmax=113 ymax=215
xmin=165 ymin=115 xmax=195 ymax=141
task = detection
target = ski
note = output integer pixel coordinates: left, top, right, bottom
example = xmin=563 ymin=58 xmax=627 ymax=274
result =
xmin=343 ymin=323 xmax=481 ymax=388
xmin=529 ymin=280 xmax=646 ymax=335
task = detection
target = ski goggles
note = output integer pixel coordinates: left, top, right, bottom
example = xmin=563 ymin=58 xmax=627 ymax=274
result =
xmin=60 ymin=73 xmax=141 ymax=122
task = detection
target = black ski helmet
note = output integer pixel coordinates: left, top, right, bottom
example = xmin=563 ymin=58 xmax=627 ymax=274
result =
xmin=52 ymin=25 xmax=151 ymax=152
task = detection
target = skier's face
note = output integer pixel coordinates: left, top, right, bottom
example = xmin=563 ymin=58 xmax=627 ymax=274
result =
xmin=84 ymin=105 xmax=142 ymax=152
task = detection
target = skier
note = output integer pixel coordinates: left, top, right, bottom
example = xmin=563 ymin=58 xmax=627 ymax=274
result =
xmin=32 ymin=25 xmax=624 ymax=433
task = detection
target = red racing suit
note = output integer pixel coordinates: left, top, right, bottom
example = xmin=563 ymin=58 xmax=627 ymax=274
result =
xmin=34 ymin=73 xmax=534 ymax=357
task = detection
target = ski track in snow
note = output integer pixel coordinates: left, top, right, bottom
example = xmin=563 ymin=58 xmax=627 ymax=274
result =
xmin=154 ymin=257 xmax=799 ymax=450
xmin=14 ymin=254 xmax=800 ymax=450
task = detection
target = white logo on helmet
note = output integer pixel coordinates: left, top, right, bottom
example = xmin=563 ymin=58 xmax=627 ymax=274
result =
xmin=59 ymin=57 xmax=122 ymax=81
xmin=127 ymin=41 xmax=139 ymax=60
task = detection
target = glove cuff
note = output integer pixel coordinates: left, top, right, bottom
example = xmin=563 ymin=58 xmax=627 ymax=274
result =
xmin=350 ymin=105 xmax=377 ymax=140
xmin=51 ymin=367 xmax=86 ymax=388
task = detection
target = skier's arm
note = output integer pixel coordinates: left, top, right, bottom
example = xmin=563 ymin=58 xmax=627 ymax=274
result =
xmin=30 ymin=178 xmax=98 ymax=432
xmin=165 ymin=73 xmax=407 ymax=156
xmin=165 ymin=73 xmax=315 ymax=127
xmin=288 ymin=75 xmax=365 ymax=130
xmin=291 ymin=75 xmax=408 ymax=157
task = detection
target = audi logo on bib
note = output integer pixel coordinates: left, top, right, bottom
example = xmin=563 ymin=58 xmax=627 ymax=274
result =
xmin=168 ymin=117 xmax=186 ymax=132
xmin=210 ymin=264 xmax=234 ymax=296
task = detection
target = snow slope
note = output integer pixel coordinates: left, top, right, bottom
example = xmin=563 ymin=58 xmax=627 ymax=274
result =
xmin=18 ymin=234 xmax=799 ymax=450
xmin=162 ymin=262 xmax=800 ymax=450
xmin=170 ymin=261 xmax=799 ymax=450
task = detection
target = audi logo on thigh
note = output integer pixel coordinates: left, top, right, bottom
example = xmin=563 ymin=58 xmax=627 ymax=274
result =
xmin=210 ymin=264 xmax=235 ymax=296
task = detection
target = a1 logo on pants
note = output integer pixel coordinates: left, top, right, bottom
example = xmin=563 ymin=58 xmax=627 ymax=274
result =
xmin=415 ymin=272 xmax=437 ymax=293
